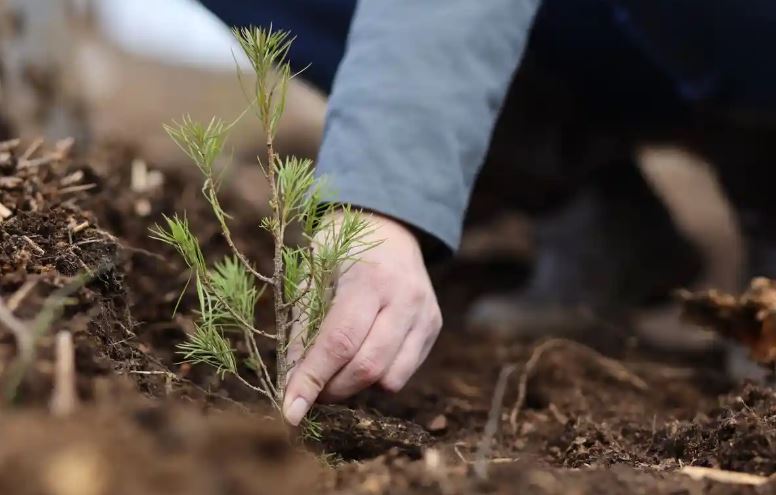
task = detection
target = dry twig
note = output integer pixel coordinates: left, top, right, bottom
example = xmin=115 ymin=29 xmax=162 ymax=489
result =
xmin=70 ymin=221 xmax=90 ymax=234
xmin=0 ymin=138 xmax=21 ymax=152
xmin=454 ymin=443 xmax=519 ymax=467
xmin=679 ymin=466 xmax=769 ymax=486
xmin=59 ymin=183 xmax=97 ymax=195
xmin=17 ymin=153 xmax=61 ymax=169
xmin=50 ymin=331 xmax=79 ymax=417
xmin=22 ymin=235 xmax=45 ymax=255
xmin=20 ymin=137 xmax=44 ymax=161
xmin=60 ymin=170 xmax=84 ymax=187
xmin=474 ymin=364 xmax=516 ymax=480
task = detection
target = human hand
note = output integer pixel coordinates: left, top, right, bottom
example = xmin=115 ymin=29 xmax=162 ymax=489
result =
xmin=282 ymin=212 xmax=442 ymax=426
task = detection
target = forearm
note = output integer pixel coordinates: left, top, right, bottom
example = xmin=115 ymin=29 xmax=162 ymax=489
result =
xmin=317 ymin=0 xmax=541 ymax=250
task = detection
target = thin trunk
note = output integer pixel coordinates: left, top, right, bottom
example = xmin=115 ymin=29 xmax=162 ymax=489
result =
xmin=267 ymin=139 xmax=288 ymax=402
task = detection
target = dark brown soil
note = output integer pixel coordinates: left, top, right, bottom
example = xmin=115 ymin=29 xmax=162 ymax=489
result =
xmin=0 ymin=139 xmax=774 ymax=494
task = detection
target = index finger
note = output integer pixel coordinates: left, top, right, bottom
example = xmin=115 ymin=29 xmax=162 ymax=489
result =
xmin=282 ymin=282 xmax=380 ymax=425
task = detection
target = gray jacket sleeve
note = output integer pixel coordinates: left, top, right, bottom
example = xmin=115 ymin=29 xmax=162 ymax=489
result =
xmin=316 ymin=0 xmax=541 ymax=250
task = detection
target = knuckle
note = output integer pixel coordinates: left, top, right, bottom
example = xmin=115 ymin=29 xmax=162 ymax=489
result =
xmin=371 ymin=265 xmax=398 ymax=291
xmin=324 ymin=328 xmax=359 ymax=361
xmin=299 ymin=369 xmax=326 ymax=395
xmin=404 ymin=280 xmax=427 ymax=305
xmin=352 ymin=355 xmax=383 ymax=385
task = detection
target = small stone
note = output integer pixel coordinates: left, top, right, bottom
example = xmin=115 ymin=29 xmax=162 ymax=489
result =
xmin=427 ymin=414 xmax=448 ymax=432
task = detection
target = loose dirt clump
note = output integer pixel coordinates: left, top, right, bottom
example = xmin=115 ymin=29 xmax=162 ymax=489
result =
xmin=651 ymin=384 xmax=776 ymax=475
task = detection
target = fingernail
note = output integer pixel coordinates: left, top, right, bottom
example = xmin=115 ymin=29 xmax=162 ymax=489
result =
xmin=283 ymin=397 xmax=308 ymax=426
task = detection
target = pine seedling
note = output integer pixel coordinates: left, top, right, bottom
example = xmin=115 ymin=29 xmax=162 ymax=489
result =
xmin=152 ymin=26 xmax=376 ymax=418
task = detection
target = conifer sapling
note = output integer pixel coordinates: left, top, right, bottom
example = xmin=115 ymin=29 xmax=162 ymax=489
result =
xmin=151 ymin=27 xmax=376 ymax=417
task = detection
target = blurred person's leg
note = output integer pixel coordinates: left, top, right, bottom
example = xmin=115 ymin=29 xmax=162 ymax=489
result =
xmin=468 ymin=0 xmax=700 ymax=336
xmin=695 ymin=116 xmax=776 ymax=286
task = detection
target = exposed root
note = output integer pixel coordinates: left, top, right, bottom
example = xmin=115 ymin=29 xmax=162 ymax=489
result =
xmin=509 ymin=338 xmax=648 ymax=433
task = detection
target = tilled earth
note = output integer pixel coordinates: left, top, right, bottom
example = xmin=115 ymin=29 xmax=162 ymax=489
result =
xmin=0 ymin=139 xmax=774 ymax=495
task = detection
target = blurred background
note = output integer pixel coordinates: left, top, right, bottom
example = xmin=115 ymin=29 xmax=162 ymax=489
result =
xmin=0 ymin=0 xmax=327 ymax=160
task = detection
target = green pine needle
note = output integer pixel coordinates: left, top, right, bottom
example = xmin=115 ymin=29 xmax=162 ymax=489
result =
xmin=178 ymin=280 xmax=238 ymax=378
xmin=164 ymin=115 xmax=230 ymax=176
xmin=209 ymin=255 xmax=261 ymax=327
xmin=150 ymin=214 xmax=206 ymax=272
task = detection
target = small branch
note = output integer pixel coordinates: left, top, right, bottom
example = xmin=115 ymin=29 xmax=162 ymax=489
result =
xmin=205 ymin=282 xmax=276 ymax=339
xmin=230 ymin=242 xmax=274 ymax=285
xmin=49 ymin=331 xmax=79 ymax=417
xmin=235 ymin=373 xmax=278 ymax=409
xmin=280 ymin=283 xmax=313 ymax=310
xmin=474 ymin=364 xmax=516 ymax=480
xmin=205 ymin=181 xmax=274 ymax=285
xmin=241 ymin=327 xmax=277 ymax=397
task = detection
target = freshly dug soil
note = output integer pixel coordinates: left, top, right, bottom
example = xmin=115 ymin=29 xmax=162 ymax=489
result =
xmin=0 ymin=139 xmax=774 ymax=494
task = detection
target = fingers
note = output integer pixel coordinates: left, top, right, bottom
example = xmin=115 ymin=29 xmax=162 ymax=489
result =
xmin=380 ymin=308 xmax=442 ymax=393
xmin=320 ymin=304 xmax=413 ymax=402
xmin=285 ymin=306 xmax=307 ymax=384
xmin=282 ymin=282 xmax=380 ymax=426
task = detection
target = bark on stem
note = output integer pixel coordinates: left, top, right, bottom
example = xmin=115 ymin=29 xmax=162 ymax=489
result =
xmin=267 ymin=139 xmax=288 ymax=403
